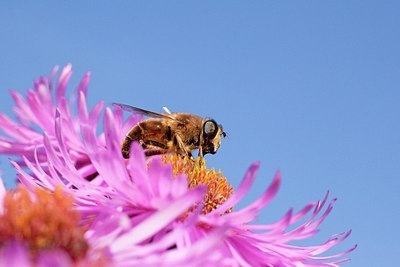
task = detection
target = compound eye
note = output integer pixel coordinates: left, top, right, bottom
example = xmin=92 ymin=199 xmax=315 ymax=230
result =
xmin=203 ymin=120 xmax=218 ymax=138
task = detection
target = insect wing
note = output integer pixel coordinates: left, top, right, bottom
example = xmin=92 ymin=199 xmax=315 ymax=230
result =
xmin=112 ymin=103 xmax=176 ymax=120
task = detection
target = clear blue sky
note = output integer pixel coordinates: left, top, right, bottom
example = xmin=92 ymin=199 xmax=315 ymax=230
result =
xmin=0 ymin=1 xmax=399 ymax=266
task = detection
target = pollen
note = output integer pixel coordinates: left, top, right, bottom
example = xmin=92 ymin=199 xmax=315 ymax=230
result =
xmin=163 ymin=154 xmax=234 ymax=214
xmin=0 ymin=186 xmax=89 ymax=261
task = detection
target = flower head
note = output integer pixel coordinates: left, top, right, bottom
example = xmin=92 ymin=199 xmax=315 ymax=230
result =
xmin=0 ymin=186 xmax=88 ymax=260
xmin=0 ymin=65 xmax=356 ymax=266
xmin=0 ymin=178 xmax=108 ymax=266
xmin=163 ymin=154 xmax=234 ymax=214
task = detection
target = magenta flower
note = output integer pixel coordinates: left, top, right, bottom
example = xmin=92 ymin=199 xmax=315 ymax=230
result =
xmin=0 ymin=177 xmax=109 ymax=266
xmin=0 ymin=65 xmax=356 ymax=266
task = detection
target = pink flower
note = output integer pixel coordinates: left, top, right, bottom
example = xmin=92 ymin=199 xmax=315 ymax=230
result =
xmin=0 ymin=177 xmax=108 ymax=266
xmin=0 ymin=65 xmax=356 ymax=266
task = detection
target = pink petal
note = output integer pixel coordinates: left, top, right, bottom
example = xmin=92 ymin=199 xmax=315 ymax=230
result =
xmin=210 ymin=161 xmax=260 ymax=216
xmin=110 ymin=186 xmax=206 ymax=251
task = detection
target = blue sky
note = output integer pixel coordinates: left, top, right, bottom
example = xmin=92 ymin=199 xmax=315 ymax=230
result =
xmin=0 ymin=1 xmax=399 ymax=265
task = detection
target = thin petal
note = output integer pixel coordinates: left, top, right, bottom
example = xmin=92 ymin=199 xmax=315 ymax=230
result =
xmin=110 ymin=186 xmax=206 ymax=251
xmin=210 ymin=162 xmax=260 ymax=215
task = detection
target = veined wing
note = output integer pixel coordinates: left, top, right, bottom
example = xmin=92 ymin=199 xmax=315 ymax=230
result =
xmin=112 ymin=103 xmax=176 ymax=120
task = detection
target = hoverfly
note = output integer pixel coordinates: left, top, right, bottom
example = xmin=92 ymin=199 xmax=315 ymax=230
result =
xmin=113 ymin=103 xmax=226 ymax=158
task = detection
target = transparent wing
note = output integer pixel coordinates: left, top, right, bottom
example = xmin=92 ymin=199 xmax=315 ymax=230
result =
xmin=112 ymin=103 xmax=176 ymax=120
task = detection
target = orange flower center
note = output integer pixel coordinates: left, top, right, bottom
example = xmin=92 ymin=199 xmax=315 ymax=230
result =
xmin=0 ymin=186 xmax=88 ymax=261
xmin=163 ymin=155 xmax=233 ymax=214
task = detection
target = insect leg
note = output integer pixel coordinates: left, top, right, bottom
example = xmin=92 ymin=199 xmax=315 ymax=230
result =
xmin=175 ymin=135 xmax=191 ymax=156
xmin=198 ymin=146 xmax=203 ymax=158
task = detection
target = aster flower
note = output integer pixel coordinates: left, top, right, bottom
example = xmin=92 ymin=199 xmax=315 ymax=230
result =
xmin=0 ymin=65 xmax=356 ymax=266
xmin=0 ymin=177 xmax=108 ymax=266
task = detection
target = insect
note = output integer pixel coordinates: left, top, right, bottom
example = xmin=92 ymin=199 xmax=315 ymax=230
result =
xmin=113 ymin=103 xmax=226 ymax=158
